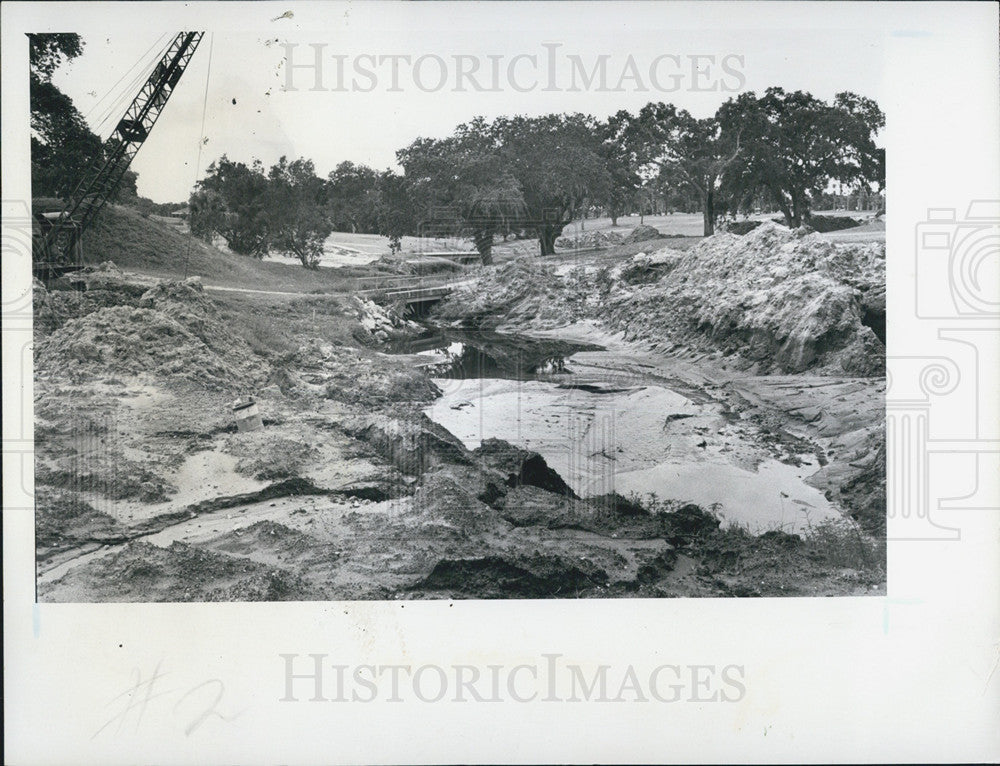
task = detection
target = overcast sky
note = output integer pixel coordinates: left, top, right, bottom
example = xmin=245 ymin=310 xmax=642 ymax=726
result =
xmin=48 ymin=6 xmax=885 ymax=203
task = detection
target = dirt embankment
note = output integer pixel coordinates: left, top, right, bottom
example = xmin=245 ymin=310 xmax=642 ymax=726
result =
xmin=436 ymin=222 xmax=885 ymax=377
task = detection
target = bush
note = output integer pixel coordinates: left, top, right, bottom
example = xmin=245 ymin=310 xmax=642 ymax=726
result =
xmin=724 ymin=220 xmax=764 ymax=235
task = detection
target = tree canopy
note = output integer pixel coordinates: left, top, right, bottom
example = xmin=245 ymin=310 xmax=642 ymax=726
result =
xmin=190 ymin=155 xmax=334 ymax=267
xmin=33 ymin=27 xmax=885 ymax=267
xmin=612 ymin=103 xmax=741 ymax=235
xmin=29 ymin=33 xmax=83 ymax=82
xmin=396 ymin=113 xmax=611 ymax=259
xmin=268 ymin=157 xmax=333 ymax=269
xmin=29 ymin=33 xmax=103 ymax=199
xmin=397 ymin=118 xmax=525 ymax=264
xmin=190 ymin=156 xmax=272 ymax=257
xmin=717 ymin=88 xmax=885 ymax=227
xmin=327 ymin=161 xmax=382 ymax=234
xmin=494 ymin=113 xmax=611 ymax=255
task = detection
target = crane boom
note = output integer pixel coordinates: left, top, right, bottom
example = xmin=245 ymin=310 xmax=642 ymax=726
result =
xmin=34 ymin=32 xmax=204 ymax=277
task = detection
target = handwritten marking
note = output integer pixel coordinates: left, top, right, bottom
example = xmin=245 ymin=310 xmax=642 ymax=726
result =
xmin=93 ymin=662 xmax=243 ymax=739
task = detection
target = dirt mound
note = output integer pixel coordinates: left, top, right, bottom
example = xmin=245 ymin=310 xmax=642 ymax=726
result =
xmin=473 ymin=438 xmax=577 ymax=498
xmin=659 ymin=503 xmax=722 ymax=547
xmin=608 ymin=222 xmax=885 ymax=374
xmin=624 ymin=224 xmax=664 ymax=244
xmin=288 ymin=337 xmax=437 ymax=405
xmin=35 ymin=277 xmax=267 ymax=389
xmin=433 ymin=257 xmax=584 ymax=328
xmin=227 ymin=435 xmax=318 ymax=482
xmin=437 ymin=223 xmax=884 ymax=375
xmin=33 ymin=264 xmax=154 ymax=337
xmin=38 ymin=541 xmax=308 ymax=602
xmin=35 ymin=450 xmax=174 ymax=503
xmin=613 ymin=248 xmax=684 ymax=285
xmin=499 ymin=487 xmax=665 ymax=539
xmin=800 ymin=214 xmax=865 ymax=233
xmin=722 ymin=220 xmax=763 ymax=235
xmin=555 ymin=229 xmax=624 ymax=250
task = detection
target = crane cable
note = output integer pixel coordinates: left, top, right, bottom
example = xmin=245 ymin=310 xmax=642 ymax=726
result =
xmin=87 ymin=34 xmax=172 ymax=138
xmin=93 ymin=38 xmax=172 ymax=137
xmin=184 ymin=32 xmax=214 ymax=279
xmin=83 ymin=33 xmax=166 ymax=122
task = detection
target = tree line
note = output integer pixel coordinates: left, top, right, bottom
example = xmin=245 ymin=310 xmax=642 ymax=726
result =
xmin=30 ymin=33 xmax=170 ymax=211
xmin=188 ymin=90 xmax=884 ymax=266
xmin=29 ymin=34 xmax=885 ymax=269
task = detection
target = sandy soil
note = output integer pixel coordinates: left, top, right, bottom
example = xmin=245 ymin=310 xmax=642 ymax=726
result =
xmin=525 ymin=321 xmax=885 ymax=534
xmin=34 ymin=223 xmax=885 ymax=601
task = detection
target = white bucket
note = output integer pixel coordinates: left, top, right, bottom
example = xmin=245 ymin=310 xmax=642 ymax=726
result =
xmin=232 ymin=397 xmax=263 ymax=432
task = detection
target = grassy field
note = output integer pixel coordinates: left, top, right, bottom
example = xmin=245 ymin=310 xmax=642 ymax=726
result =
xmin=83 ymin=205 xmax=417 ymax=292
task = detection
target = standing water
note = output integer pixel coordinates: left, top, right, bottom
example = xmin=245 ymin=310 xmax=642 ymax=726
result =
xmin=393 ymin=328 xmax=840 ymax=534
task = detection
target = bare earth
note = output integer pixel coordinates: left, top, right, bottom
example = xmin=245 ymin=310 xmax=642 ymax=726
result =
xmin=34 ymin=212 xmax=886 ymax=601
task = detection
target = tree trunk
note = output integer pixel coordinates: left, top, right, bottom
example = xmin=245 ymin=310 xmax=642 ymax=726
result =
xmin=702 ymin=189 xmax=715 ymax=236
xmin=786 ymin=189 xmax=805 ymax=227
xmin=789 ymin=201 xmax=802 ymax=227
xmin=539 ymin=225 xmax=559 ymax=256
xmin=777 ymin=198 xmax=794 ymax=228
xmin=472 ymin=227 xmax=494 ymax=265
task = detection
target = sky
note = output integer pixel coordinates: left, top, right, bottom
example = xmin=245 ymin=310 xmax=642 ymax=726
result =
xmin=47 ymin=5 xmax=886 ymax=203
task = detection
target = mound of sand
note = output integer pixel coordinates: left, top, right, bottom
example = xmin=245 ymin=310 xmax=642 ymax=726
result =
xmin=35 ymin=276 xmax=267 ymax=389
xmin=290 ymin=337 xmax=439 ymax=405
xmin=623 ymin=224 xmax=664 ymax=244
xmin=607 ymin=223 xmax=885 ymax=374
xmin=555 ymin=229 xmax=625 ymax=250
xmin=433 ymin=257 xmax=567 ymax=325
xmin=436 ymin=222 xmax=885 ymax=375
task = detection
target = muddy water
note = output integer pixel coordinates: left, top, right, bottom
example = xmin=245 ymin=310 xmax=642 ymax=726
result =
xmin=399 ymin=329 xmax=840 ymax=534
xmin=386 ymin=328 xmax=601 ymax=380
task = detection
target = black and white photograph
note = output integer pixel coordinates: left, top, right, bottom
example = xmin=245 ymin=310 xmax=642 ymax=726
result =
xmin=29 ymin=24 xmax=887 ymax=602
xmin=3 ymin=2 xmax=998 ymax=763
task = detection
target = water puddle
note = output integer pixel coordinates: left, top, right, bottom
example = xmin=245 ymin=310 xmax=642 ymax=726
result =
xmin=407 ymin=328 xmax=841 ymax=534
xmin=386 ymin=328 xmax=600 ymax=380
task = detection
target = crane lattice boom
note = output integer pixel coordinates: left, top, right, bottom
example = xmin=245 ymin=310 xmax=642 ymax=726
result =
xmin=34 ymin=32 xmax=204 ymax=276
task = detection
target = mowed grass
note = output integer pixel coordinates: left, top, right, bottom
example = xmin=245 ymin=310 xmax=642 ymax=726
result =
xmin=83 ymin=204 xmax=360 ymax=293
